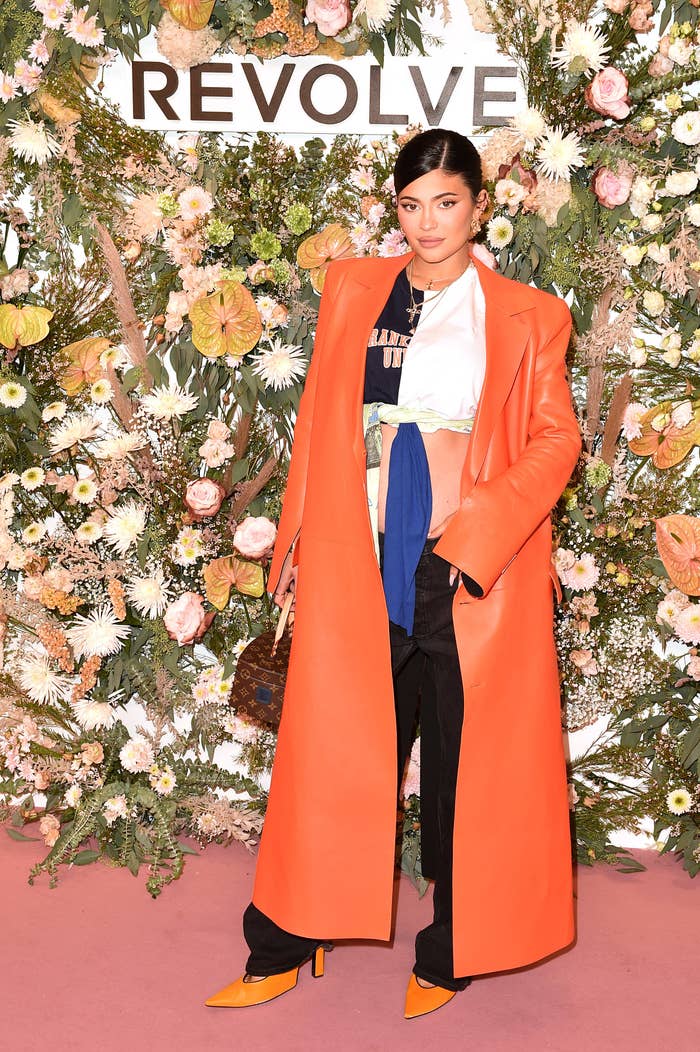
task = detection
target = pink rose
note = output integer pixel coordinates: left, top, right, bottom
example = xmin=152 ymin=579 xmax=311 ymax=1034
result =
xmin=246 ymin=260 xmax=274 ymax=285
xmin=163 ymin=592 xmax=215 ymax=645
xmin=585 ymin=67 xmax=631 ymax=120
xmin=648 ymin=53 xmax=673 ymax=77
xmin=591 ymin=167 xmax=633 ymax=208
xmin=233 ymin=515 xmax=277 ymax=560
xmin=305 ymin=0 xmax=351 ymax=36
xmin=207 ymin=419 xmax=231 ymax=442
xmin=628 ymin=4 xmax=653 ymax=31
xmin=184 ymin=478 xmax=226 ymax=518
xmin=603 ymin=0 xmax=628 ymax=11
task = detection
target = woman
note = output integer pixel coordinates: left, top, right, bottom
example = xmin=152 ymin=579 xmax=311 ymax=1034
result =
xmin=206 ymin=129 xmax=582 ymax=1019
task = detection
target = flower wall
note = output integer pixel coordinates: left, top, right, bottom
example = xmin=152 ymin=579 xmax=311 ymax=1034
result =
xmin=0 ymin=0 xmax=699 ymax=893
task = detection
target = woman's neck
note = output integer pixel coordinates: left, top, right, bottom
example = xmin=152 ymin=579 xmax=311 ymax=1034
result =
xmin=406 ymin=245 xmax=474 ymax=291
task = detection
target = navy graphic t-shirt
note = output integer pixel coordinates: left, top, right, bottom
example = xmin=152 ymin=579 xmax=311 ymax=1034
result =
xmin=363 ymin=269 xmax=424 ymax=404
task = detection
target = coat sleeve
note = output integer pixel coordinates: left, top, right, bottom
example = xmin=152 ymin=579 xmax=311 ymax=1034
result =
xmin=432 ymin=305 xmax=581 ymax=598
xmin=267 ymin=261 xmax=347 ymax=595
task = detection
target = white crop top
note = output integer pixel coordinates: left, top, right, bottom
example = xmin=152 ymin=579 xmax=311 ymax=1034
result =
xmin=397 ymin=263 xmax=486 ymax=430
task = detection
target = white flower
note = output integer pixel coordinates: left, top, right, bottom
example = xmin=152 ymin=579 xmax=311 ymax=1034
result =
xmin=663 ymin=172 xmax=698 ymax=196
xmin=7 ymin=117 xmax=61 ymax=165
xmin=552 ymin=21 xmax=610 ymax=76
xmin=119 ymin=735 xmax=154 ymax=774
xmin=0 ymin=472 xmax=20 ymax=491
xmin=674 ymin=604 xmax=700 ymax=645
xmin=42 ymin=401 xmax=66 ymax=422
xmin=535 ymin=126 xmax=585 ymax=182
xmin=103 ymin=795 xmax=128 ymax=825
xmin=486 ymin=216 xmax=514 ymax=249
xmin=65 ymin=6 xmax=105 ymax=47
xmin=671 ymin=401 xmax=693 ymax=429
xmin=66 ymin=606 xmax=130 ymax=658
xmin=251 ymin=339 xmax=307 ymax=392
xmin=93 ymin=433 xmax=147 ymax=459
xmin=22 ymin=521 xmax=46 ymax=545
xmin=494 ymin=179 xmax=529 ymax=213
xmin=640 ymin=213 xmax=663 ymax=233
xmin=0 ymin=73 xmax=18 ymax=102
xmin=621 ymin=402 xmax=646 ymax=439
xmin=642 ymin=289 xmax=665 ymax=318
xmin=666 ymin=787 xmax=692 ymax=815
xmin=646 ymin=242 xmax=670 ymax=265
xmin=686 ymin=203 xmax=700 ymax=227
xmin=17 ymin=652 xmax=70 ymax=703
xmin=177 ymin=186 xmax=214 ymax=222
xmin=75 ymin=521 xmax=103 ymax=544
xmin=352 ymin=0 xmax=398 ymax=31
xmin=73 ymin=478 xmax=98 ymax=504
xmin=150 ymin=765 xmax=177 ymax=796
xmin=89 ymin=379 xmax=113 ymax=404
xmin=619 ymin=244 xmax=646 ymax=266
xmin=348 ymin=165 xmax=376 ymax=192
xmin=628 ymin=345 xmax=647 ymax=368
xmin=140 ymin=381 xmax=198 ymax=421
xmin=64 ymin=785 xmax=82 ymax=808
xmin=0 ymin=381 xmax=27 ymax=408
xmin=49 ymin=413 xmax=99 ymax=453
xmin=20 ymin=467 xmax=45 ymax=491
xmin=104 ymin=500 xmax=147 ymax=554
xmin=671 ymin=110 xmax=700 ymax=146
xmin=171 ymin=527 xmax=204 ymax=565
xmin=661 ymin=347 xmax=681 ymax=368
xmin=510 ymin=107 xmax=546 ymax=146
xmin=73 ymin=699 xmax=116 ymax=731
xmin=125 ymin=570 xmax=171 ymax=618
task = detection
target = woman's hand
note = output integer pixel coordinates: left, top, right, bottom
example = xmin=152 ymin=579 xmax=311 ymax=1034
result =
xmin=271 ymin=551 xmax=297 ymax=621
xmin=428 ymin=512 xmax=460 ymax=587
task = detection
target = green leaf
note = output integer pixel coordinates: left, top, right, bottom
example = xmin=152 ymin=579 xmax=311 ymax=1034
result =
xmin=5 ymin=828 xmax=40 ymax=842
xmin=72 ymin=849 xmax=101 ymax=865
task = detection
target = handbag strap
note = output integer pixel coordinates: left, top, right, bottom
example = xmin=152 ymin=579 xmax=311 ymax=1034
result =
xmin=271 ymin=590 xmax=294 ymax=657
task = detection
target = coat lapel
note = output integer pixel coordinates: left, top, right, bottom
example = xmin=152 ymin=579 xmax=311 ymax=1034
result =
xmin=338 ymin=250 xmax=535 ymax=483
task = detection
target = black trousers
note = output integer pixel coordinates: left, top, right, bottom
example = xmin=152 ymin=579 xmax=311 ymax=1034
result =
xmin=243 ymin=534 xmax=472 ymax=992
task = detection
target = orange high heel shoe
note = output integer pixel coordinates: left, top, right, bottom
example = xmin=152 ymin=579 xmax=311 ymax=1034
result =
xmin=204 ymin=944 xmax=329 ymax=1008
xmin=404 ymin=973 xmax=457 ymax=1019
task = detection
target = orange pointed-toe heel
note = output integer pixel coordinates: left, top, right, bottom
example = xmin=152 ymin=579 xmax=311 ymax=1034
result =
xmin=205 ymin=943 xmax=329 ymax=1008
xmin=404 ymin=973 xmax=457 ymax=1019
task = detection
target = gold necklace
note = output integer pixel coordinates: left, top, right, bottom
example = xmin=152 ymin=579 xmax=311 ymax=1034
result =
xmin=406 ymin=257 xmax=472 ymax=335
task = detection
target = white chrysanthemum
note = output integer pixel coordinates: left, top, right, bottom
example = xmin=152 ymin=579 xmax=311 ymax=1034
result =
xmin=510 ymin=107 xmax=546 ymax=146
xmin=20 ymin=467 xmax=45 ymax=491
xmin=151 ymin=765 xmax=177 ymax=796
xmin=103 ymin=795 xmax=128 ymax=825
xmin=73 ymin=699 xmax=116 ymax=731
xmin=686 ymin=203 xmax=700 ymax=227
xmin=671 ymin=110 xmax=700 ymax=146
xmin=140 ymin=381 xmax=198 ymax=421
xmin=171 ymin=526 xmax=204 ymax=566
xmin=41 ymin=400 xmax=66 ymax=422
xmin=75 ymin=521 xmax=103 ymax=544
xmin=22 ymin=521 xmax=46 ymax=545
xmin=642 ymin=289 xmax=665 ymax=318
xmin=486 ymin=216 xmax=515 ymax=249
xmin=535 ymin=126 xmax=585 ymax=182
xmin=73 ymin=478 xmax=98 ymax=505
xmin=93 ymin=433 xmax=147 ymax=459
xmin=66 ymin=605 xmax=130 ymax=659
xmin=0 ymin=381 xmax=28 ymax=408
xmin=49 ymin=413 xmax=99 ymax=453
xmin=251 ymin=339 xmax=307 ymax=392
xmin=89 ymin=378 xmax=113 ymax=404
xmin=551 ymin=21 xmax=610 ymax=76
xmin=352 ymin=0 xmax=398 ymax=31
xmin=664 ymin=171 xmax=698 ymax=196
xmin=64 ymin=784 xmax=82 ymax=808
xmin=619 ymin=244 xmax=646 ymax=266
xmin=125 ymin=569 xmax=171 ymax=618
xmin=666 ymin=787 xmax=692 ymax=815
xmin=7 ymin=116 xmax=61 ymax=164
xmin=104 ymin=500 xmax=147 ymax=554
xmin=119 ymin=735 xmax=154 ymax=774
xmin=17 ymin=652 xmax=70 ymax=703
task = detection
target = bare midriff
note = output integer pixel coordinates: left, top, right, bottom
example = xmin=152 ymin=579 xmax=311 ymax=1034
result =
xmin=376 ymin=423 xmax=470 ymax=536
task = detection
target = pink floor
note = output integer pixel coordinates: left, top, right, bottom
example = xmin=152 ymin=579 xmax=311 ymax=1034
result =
xmin=4 ymin=834 xmax=698 ymax=1052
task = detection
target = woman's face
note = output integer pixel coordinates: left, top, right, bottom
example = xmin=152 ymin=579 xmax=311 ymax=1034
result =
xmin=396 ymin=167 xmax=487 ymax=269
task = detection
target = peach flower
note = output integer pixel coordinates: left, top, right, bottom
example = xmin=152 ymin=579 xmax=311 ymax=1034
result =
xmin=570 ymin=649 xmax=599 ymax=675
xmin=591 ymin=167 xmax=633 ymax=208
xmin=39 ymin=814 xmax=61 ymax=847
xmin=164 ymin=592 xmax=215 ymax=645
xmin=305 ymin=0 xmax=351 ymax=36
xmin=687 ymin=655 xmax=700 ymax=680
xmin=185 ymin=478 xmax=226 ymax=518
xmin=233 ymin=516 xmax=277 ymax=559
xmin=585 ymin=67 xmax=631 ymax=120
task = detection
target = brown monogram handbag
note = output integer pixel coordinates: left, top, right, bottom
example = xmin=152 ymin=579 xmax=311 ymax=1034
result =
xmin=228 ymin=592 xmax=294 ymax=728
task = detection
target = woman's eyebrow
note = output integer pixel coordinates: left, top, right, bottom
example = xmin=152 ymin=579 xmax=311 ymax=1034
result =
xmin=398 ymin=192 xmax=462 ymax=202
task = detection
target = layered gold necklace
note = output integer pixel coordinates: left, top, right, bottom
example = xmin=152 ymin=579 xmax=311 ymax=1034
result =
xmin=406 ymin=256 xmax=473 ymax=336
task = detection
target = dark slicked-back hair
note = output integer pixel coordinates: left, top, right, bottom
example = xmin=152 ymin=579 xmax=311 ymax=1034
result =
xmin=393 ymin=128 xmax=483 ymax=200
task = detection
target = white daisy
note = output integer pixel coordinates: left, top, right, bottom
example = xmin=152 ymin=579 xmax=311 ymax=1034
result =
xmin=552 ymin=21 xmax=610 ymax=76
xmin=0 ymin=381 xmax=28 ymax=408
xmin=72 ymin=699 xmax=116 ymax=731
xmin=171 ymin=526 xmax=204 ymax=566
xmin=251 ymin=339 xmax=308 ymax=392
xmin=104 ymin=500 xmax=147 ymax=554
xmin=535 ymin=126 xmax=585 ymax=182
xmin=0 ymin=73 xmax=18 ymax=102
xmin=75 ymin=521 xmax=103 ymax=544
xmin=140 ymin=380 xmax=199 ymax=421
xmin=72 ymin=478 xmax=98 ymax=504
xmin=66 ymin=605 xmax=130 ymax=658
xmin=89 ymin=379 xmax=113 ymax=404
xmin=22 ymin=521 xmax=46 ymax=545
xmin=486 ymin=216 xmax=515 ymax=249
xmin=125 ymin=569 xmax=171 ymax=618
xmin=49 ymin=413 xmax=99 ymax=454
xmin=7 ymin=116 xmax=61 ymax=165
xmin=150 ymin=765 xmax=177 ymax=796
xmin=0 ymin=472 xmax=20 ymax=491
xmin=20 ymin=467 xmax=45 ymax=491
xmin=510 ymin=107 xmax=546 ymax=146
xmin=93 ymin=433 xmax=147 ymax=459
xmin=671 ymin=110 xmax=700 ymax=146
xmin=41 ymin=401 xmax=67 ymax=422
xmin=666 ymin=787 xmax=692 ymax=815
xmin=17 ymin=651 xmax=70 ymax=703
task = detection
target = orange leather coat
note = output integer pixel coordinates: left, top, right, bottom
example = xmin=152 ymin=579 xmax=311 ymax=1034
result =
xmin=253 ymin=249 xmax=582 ymax=977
